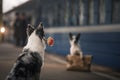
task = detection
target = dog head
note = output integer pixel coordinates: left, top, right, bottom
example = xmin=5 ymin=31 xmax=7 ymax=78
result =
xmin=69 ymin=33 xmax=80 ymax=46
xmin=26 ymin=22 xmax=46 ymax=50
xmin=27 ymin=22 xmax=45 ymax=39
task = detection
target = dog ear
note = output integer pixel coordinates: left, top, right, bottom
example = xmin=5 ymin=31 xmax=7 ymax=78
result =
xmin=36 ymin=22 xmax=45 ymax=39
xmin=37 ymin=22 xmax=44 ymax=30
xmin=75 ymin=33 xmax=80 ymax=43
xmin=69 ymin=32 xmax=73 ymax=40
xmin=27 ymin=24 xmax=34 ymax=36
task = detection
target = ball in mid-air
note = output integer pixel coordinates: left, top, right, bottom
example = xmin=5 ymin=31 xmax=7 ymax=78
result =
xmin=47 ymin=37 xmax=54 ymax=46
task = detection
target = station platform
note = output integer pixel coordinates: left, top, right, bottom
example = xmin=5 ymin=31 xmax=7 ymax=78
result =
xmin=0 ymin=43 xmax=120 ymax=80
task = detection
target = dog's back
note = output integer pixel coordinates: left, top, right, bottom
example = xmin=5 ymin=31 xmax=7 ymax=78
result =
xmin=6 ymin=49 xmax=42 ymax=80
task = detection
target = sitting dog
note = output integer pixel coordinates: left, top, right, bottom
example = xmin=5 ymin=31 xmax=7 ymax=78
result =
xmin=69 ymin=33 xmax=83 ymax=59
xmin=6 ymin=22 xmax=46 ymax=80
xmin=66 ymin=33 xmax=83 ymax=68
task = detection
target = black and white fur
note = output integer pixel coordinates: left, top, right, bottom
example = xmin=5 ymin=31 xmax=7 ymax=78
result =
xmin=6 ymin=22 xmax=46 ymax=80
xmin=69 ymin=33 xmax=83 ymax=58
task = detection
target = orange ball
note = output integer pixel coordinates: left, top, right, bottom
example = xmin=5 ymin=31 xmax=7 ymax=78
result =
xmin=47 ymin=37 xmax=54 ymax=46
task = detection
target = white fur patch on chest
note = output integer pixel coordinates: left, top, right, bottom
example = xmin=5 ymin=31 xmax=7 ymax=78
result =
xmin=70 ymin=45 xmax=80 ymax=55
xmin=70 ymin=44 xmax=83 ymax=58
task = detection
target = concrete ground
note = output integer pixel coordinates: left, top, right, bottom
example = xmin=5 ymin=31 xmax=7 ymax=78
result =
xmin=0 ymin=43 xmax=120 ymax=80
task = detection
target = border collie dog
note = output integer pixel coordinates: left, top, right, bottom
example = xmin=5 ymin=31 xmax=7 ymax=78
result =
xmin=69 ymin=33 xmax=83 ymax=59
xmin=6 ymin=22 xmax=46 ymax=80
